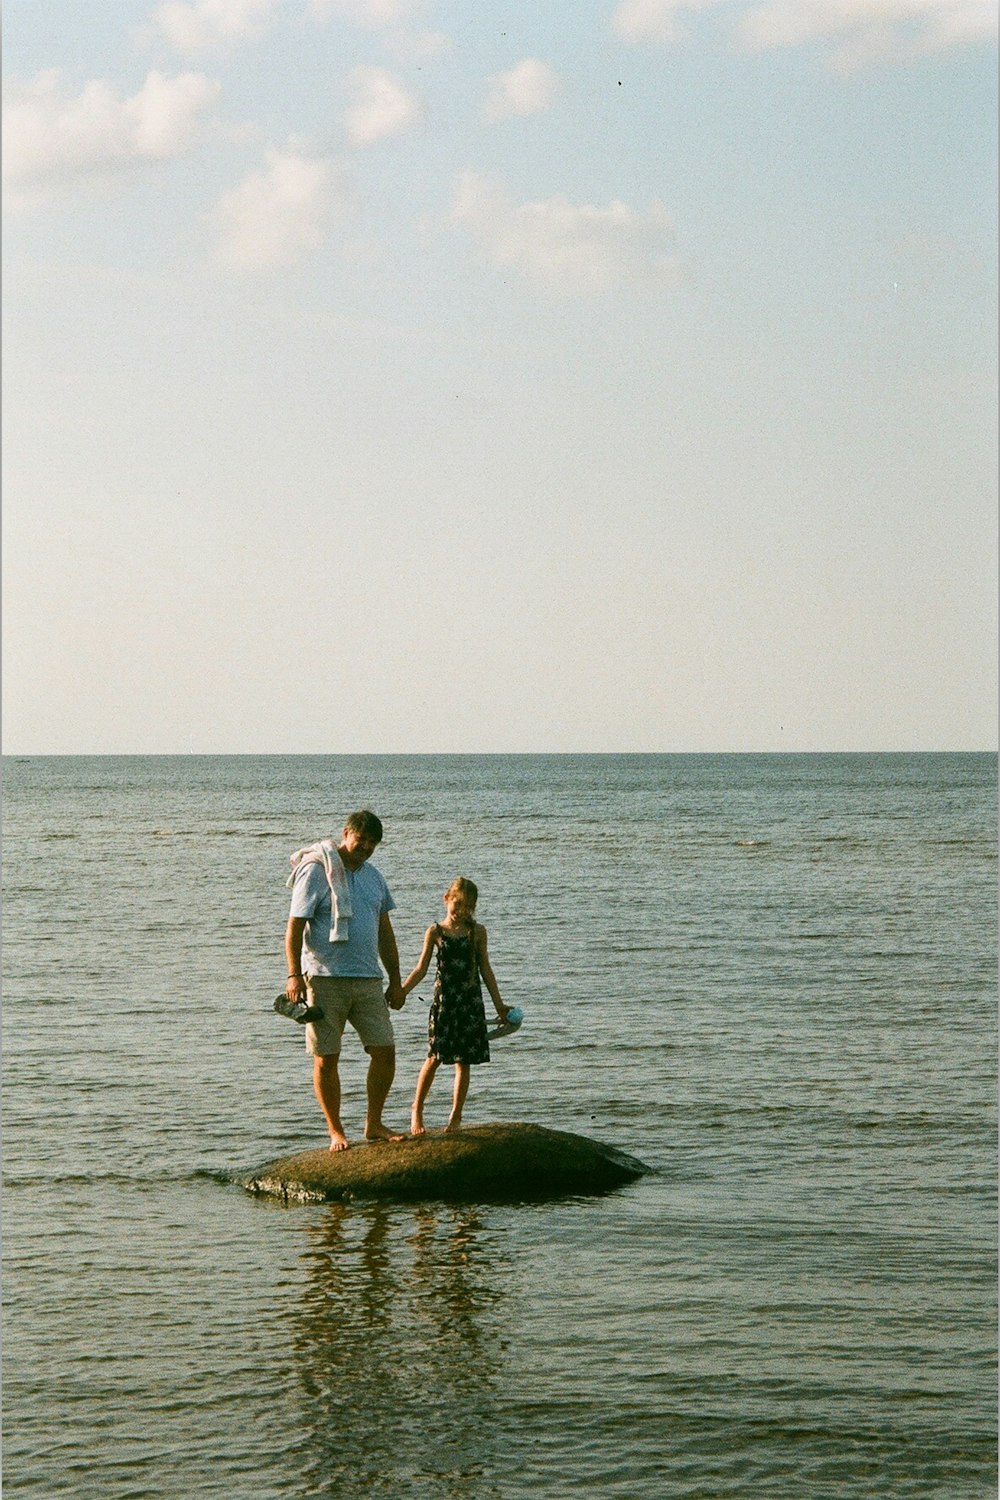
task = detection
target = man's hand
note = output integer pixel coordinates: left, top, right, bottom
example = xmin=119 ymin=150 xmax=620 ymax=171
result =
xmin=286 ymin=974 xmax=307 ymax=1002
xmin=385 ymin=980 xmax=405 ymax=1010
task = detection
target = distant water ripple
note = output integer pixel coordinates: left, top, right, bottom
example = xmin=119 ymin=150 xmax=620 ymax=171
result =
xmin=2 ymin=753 xmax=996 ymax=1498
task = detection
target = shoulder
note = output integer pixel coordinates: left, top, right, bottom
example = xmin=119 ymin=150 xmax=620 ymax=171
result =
xmin=293 ymin=859 xmax=328 ymax=892
xmin=289 ymin=858 xmax=329 ymax=914
xmin=473 ymin=922 xmax=488 ymax=947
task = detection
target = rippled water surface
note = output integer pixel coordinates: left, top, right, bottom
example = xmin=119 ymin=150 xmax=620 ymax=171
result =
xmin=3 ymin=754 xmax=997 ymax=1498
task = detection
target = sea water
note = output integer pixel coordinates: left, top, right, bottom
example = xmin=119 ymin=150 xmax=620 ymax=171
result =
xmin=2 ymin=753 xmax=996 ymax=1499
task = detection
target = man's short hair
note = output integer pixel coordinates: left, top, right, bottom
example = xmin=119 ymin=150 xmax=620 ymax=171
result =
xmin=344 ymin=809 xmax=383 ymax=842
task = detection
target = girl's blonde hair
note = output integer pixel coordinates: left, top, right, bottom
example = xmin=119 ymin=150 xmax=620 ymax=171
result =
xmin=446 ymin=876 xmax=478 ymax=907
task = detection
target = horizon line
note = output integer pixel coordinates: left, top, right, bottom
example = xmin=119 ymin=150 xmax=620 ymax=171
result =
xmin=3 ymin=747 xmax=996 ymax=759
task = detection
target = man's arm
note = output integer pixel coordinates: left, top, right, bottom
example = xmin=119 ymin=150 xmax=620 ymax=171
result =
xmin=285 ymin=916 xmax=307 ymax=1001
xmin=402 ymin=926 xmax=437 ymax=995
xmin=379 ymin=911 xmax=405 ymax=1009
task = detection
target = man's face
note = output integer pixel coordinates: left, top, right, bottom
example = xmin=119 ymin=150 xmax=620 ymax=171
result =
xmin=340 ymin=827 xmax=380 ymax=869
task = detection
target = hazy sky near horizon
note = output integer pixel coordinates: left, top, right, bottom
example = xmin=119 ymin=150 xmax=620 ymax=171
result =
xmin=3 ymin=0 xmax=997 ymax=754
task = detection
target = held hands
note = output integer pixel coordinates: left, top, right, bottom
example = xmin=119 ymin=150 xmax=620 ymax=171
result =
xmin=385 ymin=980 xmax=406 ymax=1011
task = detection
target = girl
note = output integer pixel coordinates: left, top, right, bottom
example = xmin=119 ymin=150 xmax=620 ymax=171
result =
xmin=402 ymin=878 xmax=510 ymax=1134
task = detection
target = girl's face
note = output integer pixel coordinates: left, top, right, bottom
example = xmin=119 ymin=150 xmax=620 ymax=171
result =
xmin=444 ymin=890 xmax=476 ymax=924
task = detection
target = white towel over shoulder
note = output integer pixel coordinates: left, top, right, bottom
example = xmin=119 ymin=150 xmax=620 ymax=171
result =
xmin=287 ymin=839 xmax=352 ymax=942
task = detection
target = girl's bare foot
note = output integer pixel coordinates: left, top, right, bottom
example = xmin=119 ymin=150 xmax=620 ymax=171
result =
xmin=444 ymin=1116 xmax=463 ymax=1132
xmin=329 ymin=1130 xmax=349 ymax=1152
xmin=410 ymin=1114 xmax=426 ymax=1136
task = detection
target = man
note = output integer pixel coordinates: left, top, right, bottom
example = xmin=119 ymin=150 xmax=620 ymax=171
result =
xmin=284 ymin=809 xmax=406 ymax=1151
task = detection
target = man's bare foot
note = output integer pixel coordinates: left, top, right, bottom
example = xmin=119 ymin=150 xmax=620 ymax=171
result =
xmin=410 ymin=1114 xmax=426 ymax=1136
xmin=365 ymin=1123 xmax=405 ymax=1142
xmin=329 ymin=1129 xmax=349 ymax=1152
xmin=444 ymin=1117 xmax=463 ymax=1133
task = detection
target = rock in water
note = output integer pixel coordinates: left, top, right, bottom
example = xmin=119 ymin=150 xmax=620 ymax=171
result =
xmin=243 ymin=1121 xmax=651 ymax=1204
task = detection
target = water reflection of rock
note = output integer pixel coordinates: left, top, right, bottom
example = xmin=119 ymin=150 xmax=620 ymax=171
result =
xmin=292 ymin=1202 xmax=511 ymax=1499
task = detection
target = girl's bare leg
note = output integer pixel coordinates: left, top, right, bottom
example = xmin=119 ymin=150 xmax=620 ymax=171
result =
xmin=411 ymin=1056 xmax=439 ymax=1135
xmin=445 ymin=1063 xmax=470 ymax=1132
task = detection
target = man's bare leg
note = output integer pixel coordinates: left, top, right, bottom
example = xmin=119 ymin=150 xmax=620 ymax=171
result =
xmin=411 ymin=1056 xmax=439 ymax=1135
xmin=365 ymin=1046 xmax=404 ymax=1141
xmin=313 ymin=1055 xmax=348 ymax=1152
xmin=445 ymin=1063 xmax=470 ymax=1132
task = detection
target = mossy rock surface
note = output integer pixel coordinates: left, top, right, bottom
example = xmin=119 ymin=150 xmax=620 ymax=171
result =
xmin=243 ymin=1121 xmax=651 ymax=1204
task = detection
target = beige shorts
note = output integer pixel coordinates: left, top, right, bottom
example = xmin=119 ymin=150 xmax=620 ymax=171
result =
xmin=305 ymin=976 xmax=395 ymax=1057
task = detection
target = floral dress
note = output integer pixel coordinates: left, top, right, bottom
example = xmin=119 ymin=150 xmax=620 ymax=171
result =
xmin=427 ymin=923 xmax=490 ymax=1065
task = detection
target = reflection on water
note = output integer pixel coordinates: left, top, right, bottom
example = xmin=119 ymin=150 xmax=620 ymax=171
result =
xmin=291 ymin=1202 xmax=512 ymax=1499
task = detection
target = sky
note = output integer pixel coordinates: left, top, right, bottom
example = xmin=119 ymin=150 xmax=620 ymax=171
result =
xmin=2 ymin=0 xmax=997 ymax=754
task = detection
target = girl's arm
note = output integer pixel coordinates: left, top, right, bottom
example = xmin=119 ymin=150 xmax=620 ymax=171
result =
xmin=475 ymin=925 xmax=508 ymax=1019
xmin=401 ymin=926 xmax=437 ymax=995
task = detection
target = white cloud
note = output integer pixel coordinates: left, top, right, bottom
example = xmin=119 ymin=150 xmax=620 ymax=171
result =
xmin=211 ymin=141 xmax=346 ymax=268
xmin=611 ymin=0 xmax=998 ymax=61
xmin=344 ymin=66 xmax=421 ymax=146
xmin=741 ymin=0 xmax=999 ymax=66
xmin=153 ymin=0 xmax=282 ymax=56
xmin=310 ymin=0 xmax=418 ymax=25
xmin=3 ymin=69 xmax=221 ymax=207
xmin=612 ymin=0 xmax=719 ymax=44
xmin=484 ymin=58 xmax=560 ymax=121
xmin=448 ymin=172 xmax=681 ymax=296
xmin=309 ymin=0 xmax=448 ymax=59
